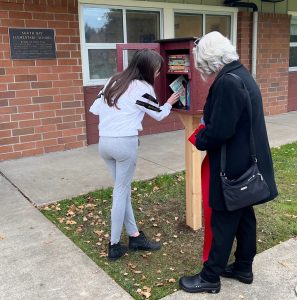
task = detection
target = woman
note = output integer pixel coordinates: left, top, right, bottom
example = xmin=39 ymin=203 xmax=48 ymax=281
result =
xmin=90 ymin=49 xmax=180 ymax=261
xmin=179 ymin=31 xmax=278 ymax=293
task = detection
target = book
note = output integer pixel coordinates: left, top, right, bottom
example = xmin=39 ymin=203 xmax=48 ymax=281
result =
xmin=168 ymin=54 xmax=190 ymax=73
xmin=169 ymin=75 xmax=188 ymax=106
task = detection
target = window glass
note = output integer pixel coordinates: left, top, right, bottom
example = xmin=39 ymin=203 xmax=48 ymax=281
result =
xmin=88 ymin=49 xmax=117 ymax=79
xmin=126 ymin=10 xmax=160 ymax=43
xmin=205 ymin=15 xmax=231 ymax=38
xmin=84 ymin=8 xmax=123 ymax=43
xmin=291 ymin=17 xmax=297 ymax=43
xmin=289 ymin=47 xmax=297 ymax=68
xmin=174 ymin=13 xmax=203 ymax=38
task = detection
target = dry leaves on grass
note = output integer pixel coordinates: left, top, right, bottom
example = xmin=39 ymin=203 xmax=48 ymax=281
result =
xmin=137 ymin=286 xmax=151 ymax=299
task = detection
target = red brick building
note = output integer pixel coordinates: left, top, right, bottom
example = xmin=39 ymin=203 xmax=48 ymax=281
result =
xmin=0 ymin=0 xmax=296 ymax=161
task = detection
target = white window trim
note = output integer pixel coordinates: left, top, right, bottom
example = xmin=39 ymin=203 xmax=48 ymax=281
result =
xmin=289 ymin=12 xmax=297 ymax=72
xmin=78 ymin=0 xmax=238 ymax=86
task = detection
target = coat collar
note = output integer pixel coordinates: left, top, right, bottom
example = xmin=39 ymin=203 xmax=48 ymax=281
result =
xmin=212 ymin=60 xmax=243 ymax=86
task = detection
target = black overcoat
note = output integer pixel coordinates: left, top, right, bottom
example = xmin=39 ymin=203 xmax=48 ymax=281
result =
xmin=195 ymin=60 xmax=278 ymax=211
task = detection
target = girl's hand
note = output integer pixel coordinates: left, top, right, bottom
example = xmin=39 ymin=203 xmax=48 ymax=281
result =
xmin=166 ymin=92 xmax=180 ymax=105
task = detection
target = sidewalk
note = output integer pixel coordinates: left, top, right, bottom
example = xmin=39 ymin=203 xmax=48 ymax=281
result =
xmin=0 ymin=111 xmax=297 ymax=300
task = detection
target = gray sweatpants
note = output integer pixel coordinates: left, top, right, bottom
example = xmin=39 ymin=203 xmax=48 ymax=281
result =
xmin=99 ymin=136 xmax=139 ymax=244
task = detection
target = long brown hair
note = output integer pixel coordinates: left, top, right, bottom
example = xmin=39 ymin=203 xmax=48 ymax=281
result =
xmin=104 ymin=49 xmax=164 ymax=108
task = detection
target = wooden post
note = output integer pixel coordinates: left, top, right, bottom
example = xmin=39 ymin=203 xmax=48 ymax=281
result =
xmin=177 ymin=113 xmax=203 ymax=230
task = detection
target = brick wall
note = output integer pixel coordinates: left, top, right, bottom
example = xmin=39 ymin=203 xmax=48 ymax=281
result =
xmin=0 ymin=0 xmax=86 ymax=161
xmin=257 ymin=13 xmax=290 ymax=115
xmin=237 ymin=12 xmax=253 ymax=71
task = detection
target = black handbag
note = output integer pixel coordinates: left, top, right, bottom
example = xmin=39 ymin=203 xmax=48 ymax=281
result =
xmin=220 ymin=73 xmax=270 ymax=211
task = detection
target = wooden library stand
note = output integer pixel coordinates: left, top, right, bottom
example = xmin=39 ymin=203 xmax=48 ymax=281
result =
xmin=178 ymin=113 xmax=203 ymax=230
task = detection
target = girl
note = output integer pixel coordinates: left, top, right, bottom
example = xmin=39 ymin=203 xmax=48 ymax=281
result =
xmin=90 ymin=49 xmax=180 ymax=261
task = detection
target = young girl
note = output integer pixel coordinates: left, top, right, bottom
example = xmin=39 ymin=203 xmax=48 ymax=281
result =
xmin=90 ymin=49 xmax=180 ymax=261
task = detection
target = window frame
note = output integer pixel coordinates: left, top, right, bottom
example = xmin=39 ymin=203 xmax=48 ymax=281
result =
xmin=79 ymin=4 xmax=163 ymax=86
xmin=173 ymin=10 xmax=234 ymax=41
xmin=289 ymin=13 xmax=297 ymax=72
xmin=79 ymin=1 xmax=237 ymax=86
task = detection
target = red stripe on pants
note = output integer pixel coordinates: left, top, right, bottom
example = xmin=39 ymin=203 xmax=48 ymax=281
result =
xmin=201 ymin=154 xmax=213 ymax=262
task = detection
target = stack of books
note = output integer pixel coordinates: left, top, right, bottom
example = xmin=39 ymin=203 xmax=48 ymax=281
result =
xmin=168 ymin=54 xmax=190 ymax=73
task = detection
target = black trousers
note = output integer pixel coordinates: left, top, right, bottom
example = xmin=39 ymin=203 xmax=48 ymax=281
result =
xmin=201 ymin=206 xmax=257 ymax=283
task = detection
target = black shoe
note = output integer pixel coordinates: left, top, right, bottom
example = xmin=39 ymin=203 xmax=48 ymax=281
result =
xmin=179 ymin=273 xmax=220 ymax=294
xmin=129 ymin=231 xmax=161 ymax=251
xmin=108 ymin=242 xmax=128 ymax=261
xmin=221 ymin=263 xmax=253 ymax=284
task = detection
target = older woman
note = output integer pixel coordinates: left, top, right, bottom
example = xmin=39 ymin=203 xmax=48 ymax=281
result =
xmin=179 ymin=31 xmax=278 ymax=294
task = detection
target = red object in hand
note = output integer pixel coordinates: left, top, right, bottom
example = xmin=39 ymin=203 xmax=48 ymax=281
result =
xmin=188 ymin=124 xmax=205 ymax=145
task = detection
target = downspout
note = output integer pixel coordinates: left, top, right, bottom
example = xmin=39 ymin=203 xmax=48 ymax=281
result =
xmin=252 ymin=11 xmax=258 ymax=79
xmin=224 ymin=1 xmax=258 ymax=78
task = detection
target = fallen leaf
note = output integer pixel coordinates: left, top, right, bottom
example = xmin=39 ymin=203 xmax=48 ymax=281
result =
xmin=168 ymin=278 xmax=176 ymax=283
xmin=66 ymin=220 xmax=77 ymax=225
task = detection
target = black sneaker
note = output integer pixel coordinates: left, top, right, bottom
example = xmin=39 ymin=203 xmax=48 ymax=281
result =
xmin=179 ymin=273 xmax=221 ymax=294
xmin=129 ymin=231 xmax=161 ymax=251
xmin=221 ymin=263 xmax=253 ymax=284
xmin=108 ymin=242 xmax=128 ymax=261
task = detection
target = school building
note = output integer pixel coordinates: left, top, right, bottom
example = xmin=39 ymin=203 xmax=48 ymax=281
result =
xmin=0 ymin=0 xmax=296 ymax=161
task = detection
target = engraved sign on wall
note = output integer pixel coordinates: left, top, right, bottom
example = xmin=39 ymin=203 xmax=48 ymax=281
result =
xmin=9 ymin=28 xmax=56 ymax=59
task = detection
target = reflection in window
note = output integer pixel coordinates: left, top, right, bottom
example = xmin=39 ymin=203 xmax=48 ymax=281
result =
xmin=289 ymin=47 xmax=297 ymax=68
xmin=290 ymin=17 xmax=297 ymax=43
xmin=88 ymin=49 xmax=117 ymax=79
xmin=174 ymin=13 xmax=202 ymax=38
xmin=84 ymin=8 xmax=123 ymax=43
xmin=290 ymin=17 xmax=297 ymax=68
xmin=126 ymin=10 xmax=160 ymax=43
xmin=205 ymin=15 xmax=231 ymax=38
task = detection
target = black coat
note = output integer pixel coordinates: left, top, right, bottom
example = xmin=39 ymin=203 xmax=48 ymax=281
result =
xmin=196 ymin=60 xmax=278 ymax=211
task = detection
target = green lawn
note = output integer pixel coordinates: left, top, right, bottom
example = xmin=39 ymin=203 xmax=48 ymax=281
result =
xmin=41 ymin=142 xmax=297 ymax=300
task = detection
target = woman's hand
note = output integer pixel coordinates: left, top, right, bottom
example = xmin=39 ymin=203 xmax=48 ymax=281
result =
xmin=166 ymin=92 xmax=180 ymax=105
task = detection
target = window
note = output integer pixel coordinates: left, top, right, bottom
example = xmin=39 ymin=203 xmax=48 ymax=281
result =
xmin=174 ymin=12 xmax=231 ymax=39
xmin=175 ymin=13 xmax=203 ymax=38
xmin=82 ymin=6 xmax=161 ymax=85
xmin=290 ymin=17 xmax=297 ymax=71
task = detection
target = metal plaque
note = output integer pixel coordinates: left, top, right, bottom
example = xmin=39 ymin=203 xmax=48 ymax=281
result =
xmin=9 ymin=28 xmax=56 ymax=60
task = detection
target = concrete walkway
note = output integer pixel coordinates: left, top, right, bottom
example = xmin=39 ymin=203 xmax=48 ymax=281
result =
xmin=0 ymin=111 xmax=297 ymax=300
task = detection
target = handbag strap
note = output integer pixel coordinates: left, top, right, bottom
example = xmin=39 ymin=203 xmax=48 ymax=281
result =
xmin=220 ymin=73 xmax=257 ymax=176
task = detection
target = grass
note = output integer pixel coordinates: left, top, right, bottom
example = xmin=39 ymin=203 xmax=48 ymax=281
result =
xmin=40 ymin=142 xmax=297 ymax=300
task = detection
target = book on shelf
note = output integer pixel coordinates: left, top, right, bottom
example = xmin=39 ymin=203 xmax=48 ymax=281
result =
xmin=169 ymin=75 xmax=190 ymax=107
xmin=168 ymin=54 xmax=190 ymax=73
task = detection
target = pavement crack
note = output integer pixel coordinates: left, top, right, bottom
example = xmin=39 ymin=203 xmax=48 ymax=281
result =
xmin=0 ymin=171 xmax=36 ymax=207
xmin=138 ymin=156 xmax=180 ymax=172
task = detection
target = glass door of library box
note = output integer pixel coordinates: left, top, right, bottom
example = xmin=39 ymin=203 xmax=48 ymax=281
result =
xmin=116 ymin=43 xmax=161 ymax=100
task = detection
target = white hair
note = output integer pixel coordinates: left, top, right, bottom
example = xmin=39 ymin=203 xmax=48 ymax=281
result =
xmin=193 ymin=31 xmax=239 ymax=80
